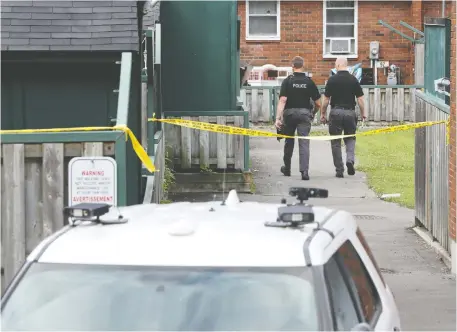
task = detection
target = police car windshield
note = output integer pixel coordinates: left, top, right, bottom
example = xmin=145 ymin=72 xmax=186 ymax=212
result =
xmin=1 ymin=263 xmax=319 ymax=331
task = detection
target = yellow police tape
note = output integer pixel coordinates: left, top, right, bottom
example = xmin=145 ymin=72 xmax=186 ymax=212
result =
xmin=0 ymin=119 xmax=450 ymax=175
xmin=149 ymin=117 xmax=450 ymax=142
xmin=0 ymin=125 xmax=156 ymax=173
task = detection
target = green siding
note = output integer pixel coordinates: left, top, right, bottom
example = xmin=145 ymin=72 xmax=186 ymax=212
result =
xmin=424 ymin=18 xmax=451 ymax=104
xmin=160 ymin=0 xmax=237 ymax=113
xmin=1 ymin=61 xmax=119 ymax=130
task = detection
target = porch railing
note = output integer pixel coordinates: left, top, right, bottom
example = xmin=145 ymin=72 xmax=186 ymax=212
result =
xmin=162 ymin=110 xmax=250 ymax=172
xmin=241 ymin=85 xmax=423 ymax=124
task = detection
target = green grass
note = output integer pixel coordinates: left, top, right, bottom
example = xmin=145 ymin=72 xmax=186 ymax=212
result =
xmin=356 ymin=131 xmax=415 ymax=208
xmin=309 ymin=130 xmax=328 ymax=137
xmin=309 ymin=129 xmax=415 ymax=208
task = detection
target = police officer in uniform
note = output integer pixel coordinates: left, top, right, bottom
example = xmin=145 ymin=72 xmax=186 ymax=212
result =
xmin=320 ymin=56 xmax=367 ymax=178
xmin=275 ymin=56 xmax=321 ymax=180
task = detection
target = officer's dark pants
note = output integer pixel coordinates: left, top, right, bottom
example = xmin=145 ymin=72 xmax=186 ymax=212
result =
xmin=283 ymin=108 xmax=313 ymax=173
xmin=328 ymin=107 xmax=357 ymax=173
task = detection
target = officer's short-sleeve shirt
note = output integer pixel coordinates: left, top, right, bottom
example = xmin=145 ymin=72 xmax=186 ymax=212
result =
xmin=324 ymin=70 xmax=364 ymax=108
xmin=279 ymin=72 xmax=321 ymax=110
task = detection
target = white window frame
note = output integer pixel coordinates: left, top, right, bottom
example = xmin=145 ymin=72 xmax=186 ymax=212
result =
xmin=323 ymin=0 xmax=358 ymax=59
xmin=246 ymin=0 xmax=281 ymax=41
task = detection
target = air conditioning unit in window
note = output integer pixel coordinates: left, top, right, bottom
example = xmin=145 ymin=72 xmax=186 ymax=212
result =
xmin=330 ymin=39 xmax=351 ymax=54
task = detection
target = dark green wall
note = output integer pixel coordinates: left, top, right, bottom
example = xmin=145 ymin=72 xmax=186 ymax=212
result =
xmin=424 ymin=18 xmax=451 ymax=105
xmin=1 ymin=61 xmax=119 ymax=130
xmin=1 ymin=52 xmax=143 ymax=206
xmin=160 ymin=0 xmax=237 ymax=113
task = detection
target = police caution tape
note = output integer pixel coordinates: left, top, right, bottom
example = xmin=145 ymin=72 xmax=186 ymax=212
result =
xmin=0 ymin=125 xmax=156 ymax=173
xmin=0 ymin=119 xmax=449 ymax=176
xmin=149 ymin=118 xmax=450 ymax=141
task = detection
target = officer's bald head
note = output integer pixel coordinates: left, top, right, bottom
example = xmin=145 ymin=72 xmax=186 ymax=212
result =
xmin=335 ymin=57 xmax=348 ymax=71
xmin=292 ymin=56 xmax=304 ymax=71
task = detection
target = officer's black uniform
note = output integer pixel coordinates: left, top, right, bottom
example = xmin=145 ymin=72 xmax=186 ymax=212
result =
xmin=279 ymin=72 xmax=321 ymax=179
xmin=324 ymin=70 xmax=364 ymax=176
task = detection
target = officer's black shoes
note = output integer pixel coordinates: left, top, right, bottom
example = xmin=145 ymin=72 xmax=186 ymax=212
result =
xmin=281 ymin=166 xmax=291 ymax=177
xmin=336 ymin=172 xmax=344 ymax=178
xmin=301 ymin=172 xmax=310 ymax=181
xmin=346 ymin=161 xmax=355 ymax=176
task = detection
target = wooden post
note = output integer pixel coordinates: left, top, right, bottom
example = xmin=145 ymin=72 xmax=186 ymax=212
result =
xmin=415 ymin=43 xmax=425 ymax=86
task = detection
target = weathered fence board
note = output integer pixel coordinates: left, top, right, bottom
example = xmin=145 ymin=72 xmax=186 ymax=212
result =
xmin=164 ymin=116 xmax=245 ymax=170
xmin=240 ymin=88 xmax=271 ymax=122
xmin=142 ymin=132 xmax=166 ymax=204
xmin=0 ymin=141 xmax=115 ymax=292
xmin=241 ymin=86 xmax=417 ymax=123
xmin=414 ymin=90 xmax=450 ymax=252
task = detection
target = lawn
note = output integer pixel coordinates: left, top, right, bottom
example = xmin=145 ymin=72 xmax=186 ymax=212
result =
xmin=356 ymin=130 xmax=415 ymax=208
xmin=310 ymin=129 xmax=415 ymax=208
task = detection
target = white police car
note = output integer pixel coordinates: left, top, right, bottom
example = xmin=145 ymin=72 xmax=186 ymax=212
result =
xmin=1 ymin=187 xmax=400 ymax=331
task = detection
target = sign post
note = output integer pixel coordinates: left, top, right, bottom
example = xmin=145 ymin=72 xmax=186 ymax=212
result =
xmin=68 ymin=157 xmax=117 ymax=206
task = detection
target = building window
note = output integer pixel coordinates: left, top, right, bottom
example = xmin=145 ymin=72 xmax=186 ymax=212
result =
xmin=323 ymin=0 xmax=358 ymax=58
xmin=246 ymin=1 xmax=280 ymax=41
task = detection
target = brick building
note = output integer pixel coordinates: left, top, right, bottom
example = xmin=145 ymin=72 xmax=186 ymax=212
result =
xmin=238 ymin=0 xmax=454 ymax=85
xmin=450 ymin=1 xmax=456 ymax=273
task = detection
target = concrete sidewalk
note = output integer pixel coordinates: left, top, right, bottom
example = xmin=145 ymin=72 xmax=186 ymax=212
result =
xmin=248 ymin=135 xmax=456 ymax=331
xmin=171 ymin=133 xmax=456 ymax=330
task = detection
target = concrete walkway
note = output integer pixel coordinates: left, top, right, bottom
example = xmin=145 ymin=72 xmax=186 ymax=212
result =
xmin=171 ymin=133 xmax=456 ymax=330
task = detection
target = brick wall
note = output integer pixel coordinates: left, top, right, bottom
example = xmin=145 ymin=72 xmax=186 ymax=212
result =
xmin=239 ymin=0 xmax=416 ymax=85
xmin=411 ymin=0 xmax=424 ymax=31
xmin=449 ymin=0 xmax=456 ymax=242
xmin=423 ymin=0 xmax=454 ymax=22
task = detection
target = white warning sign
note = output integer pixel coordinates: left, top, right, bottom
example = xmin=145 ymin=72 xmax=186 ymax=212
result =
xmin=68 ymin=157 xmax=117 ymax=206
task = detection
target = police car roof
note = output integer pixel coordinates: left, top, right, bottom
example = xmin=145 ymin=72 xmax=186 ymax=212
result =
xmin=31 ymin=199 xmax=357 ymax=267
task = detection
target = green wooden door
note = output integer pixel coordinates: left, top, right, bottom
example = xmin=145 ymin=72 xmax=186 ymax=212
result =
xmin=424 ymin=17 xmax=451 ymax=104
xmin=1 ymin=61 xmax=119 ymax=130
xmin=160 ymin=0 xmax=237 ymax=113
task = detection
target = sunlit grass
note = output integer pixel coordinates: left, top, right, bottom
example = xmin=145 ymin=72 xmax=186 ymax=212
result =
xmin=310 ymin=129 xmax=415 ymax=208
xmin=357 ymin=131 xmax=415 ymax=208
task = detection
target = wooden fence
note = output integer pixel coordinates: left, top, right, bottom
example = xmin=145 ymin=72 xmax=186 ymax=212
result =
xmin=414 ymin=90 xmax=450 ymax=252
xmin=241 ymin=86 xmax=420 ymax=124
xmin=0 ymin=135 xmax=127 ymax=292
xmin=163 ymin=112 xmax=249 ymax=171
xmin=142 ymin=130 xmax=166 ymax=204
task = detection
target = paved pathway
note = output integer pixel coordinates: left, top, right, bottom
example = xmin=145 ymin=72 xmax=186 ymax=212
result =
xmin=172 ymin=132 xmax=456 ymax=331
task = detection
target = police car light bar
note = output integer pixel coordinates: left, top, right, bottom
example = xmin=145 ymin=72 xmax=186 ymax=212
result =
xmin=64 ymin=203 xmax=111 ymax=220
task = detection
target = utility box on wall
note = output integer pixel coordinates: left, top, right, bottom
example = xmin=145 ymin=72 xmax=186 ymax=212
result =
xmin=369 ymin=41 xmax=380 ymax=60
xmin=160 ymin=0 xmax=238 ymax=113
